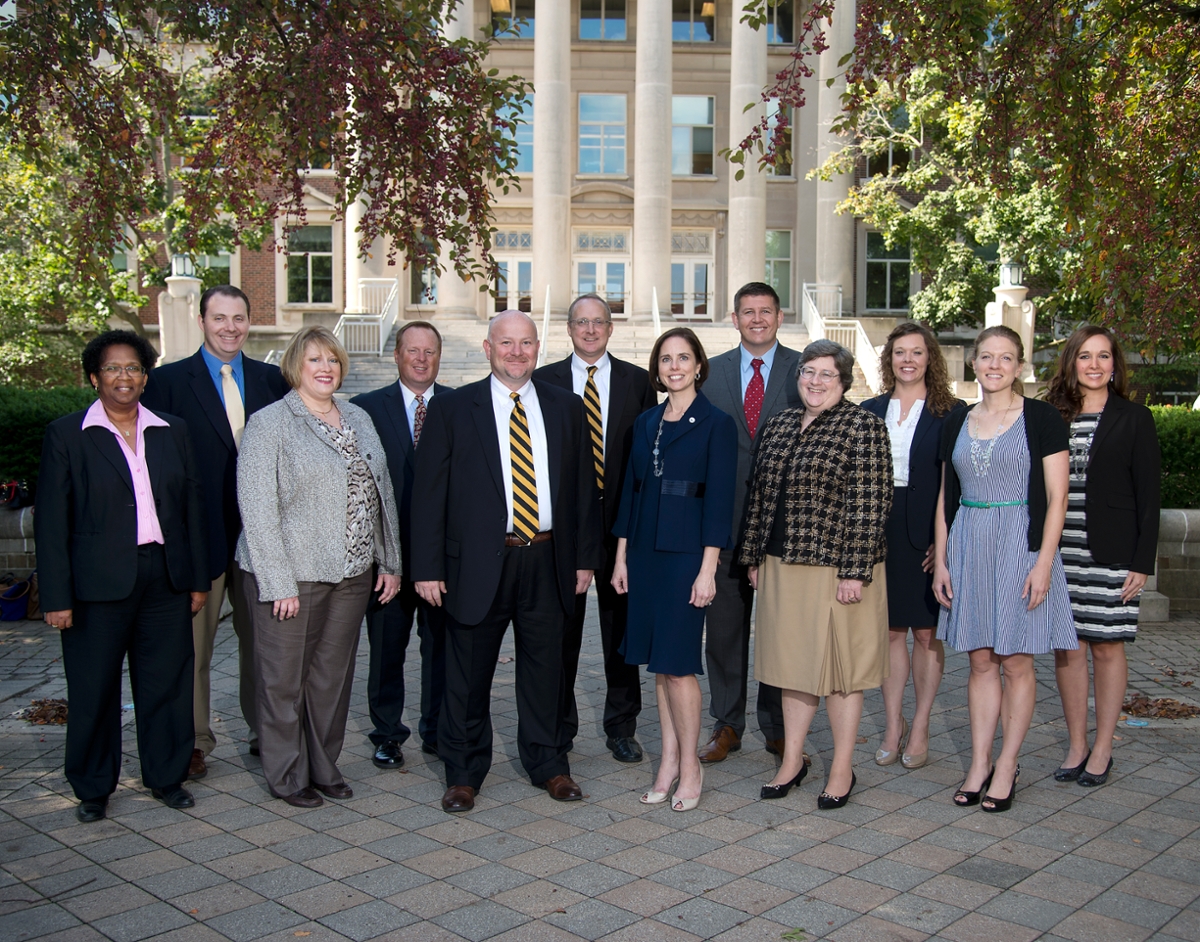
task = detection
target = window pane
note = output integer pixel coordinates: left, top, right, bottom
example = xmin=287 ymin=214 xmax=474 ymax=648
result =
xmin=672 ymin=0 xmax=693 ymax=40
xmin=602 ymin=125 xmax=625 ymax=173
xmin=580 ymin=0 xmax=603 ymax=38
xmin=765 ymin=229 xmax=791 ymax=258
xmin=691 ymin=126 xmax=714 ymax=174
xmin=310 ymin=255 xmax=333 ymax=304
xmin=770 ymin=261 xmax=790 ymax=308
xmin=578 ymin=262 xmax=597 ymax=295
xmin=866 ymin=263 xmax=888 ymax=309
xmin=289 ymin=226 xmax=332 ymax=252
xmin=579 ymin=132 xmax=602 ymax=173
xmin=606 ymin=262 xmax=625 ymax=301
xmin=672 ymin=95 xmax=711 ymax=125
xmin=287 ymin=261 xmax=308 ymax=304
xmin=580 ymin=94 xmax=624 ymax=123
xmin=768 ymin=1 xmax=794 ymax=44
xmin=671 ymin=126 xmax=692 ymax=175
xmin=518 ymin=261 xmax=531 ymax=295
xmin=671 ymin=262 xmax=685 ymax=313
xmin=605 ymin=1 xmax=627 ymax=40
xmin=868 ymin=232 xmax=907 ymax=260
xmin=890 ymin=262 xmax=911 ymax=310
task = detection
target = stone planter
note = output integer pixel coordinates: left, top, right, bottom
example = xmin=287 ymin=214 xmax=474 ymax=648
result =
xmin=0 ymin=507 xmax=35 ymax=578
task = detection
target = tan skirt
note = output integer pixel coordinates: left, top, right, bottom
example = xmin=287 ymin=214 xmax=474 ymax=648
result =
xmin=754 ymin=556 xmax=889 ymax=697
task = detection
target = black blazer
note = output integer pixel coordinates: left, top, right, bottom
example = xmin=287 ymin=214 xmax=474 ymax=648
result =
xmin=1079 ymin=395 xmax=1161 ymax=573
xmin=141 ymin=349 xmax=289 ymax=580
xmin=409 ymin=377 xmax=603 ymax=626
xmin=861 ymin=394 xmax=963 ymax=551
xmin=351 ymin=380 xmax=454 ymax=580
xmin=532 ymin=353 xmax=658 ymax=534
xmin=35 ymin=410 xmax=210 ymax=611
xmin=703 ymin=344 xmax=803 ymax=539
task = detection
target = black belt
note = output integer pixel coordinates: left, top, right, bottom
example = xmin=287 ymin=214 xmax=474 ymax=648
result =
xmin=504 ymin=530 xmax=553 ymax=547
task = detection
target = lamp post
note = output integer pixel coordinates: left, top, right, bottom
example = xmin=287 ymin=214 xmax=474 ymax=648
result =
xmin=985 ymin=256 xmax=1035 ymax=385
xmin=162 ymin=253 xmax=203 ymax=363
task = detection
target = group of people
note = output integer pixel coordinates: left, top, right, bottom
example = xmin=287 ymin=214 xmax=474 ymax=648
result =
xmin=36 ymin=280 xmax=1160 ymax=825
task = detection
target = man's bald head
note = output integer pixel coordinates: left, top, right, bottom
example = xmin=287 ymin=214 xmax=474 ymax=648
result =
xmin=484 ymin=309 xmax=540 ymax=391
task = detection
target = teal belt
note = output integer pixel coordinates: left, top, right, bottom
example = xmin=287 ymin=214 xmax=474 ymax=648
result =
xmin=960 ymin=499 xmax=1027 ymax=508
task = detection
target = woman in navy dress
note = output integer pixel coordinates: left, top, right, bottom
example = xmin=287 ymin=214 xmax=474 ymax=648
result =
xmin=933 ymin=326 xmax=1076 ymax=813
xmin=612 ymin=327 xmax=736 ymax=812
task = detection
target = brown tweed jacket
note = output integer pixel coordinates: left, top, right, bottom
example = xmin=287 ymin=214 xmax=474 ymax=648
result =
xmin=739 ymin=397 xmax=893 ymax=582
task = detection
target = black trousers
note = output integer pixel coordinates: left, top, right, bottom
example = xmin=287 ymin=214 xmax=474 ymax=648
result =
xmin=364 ymin=578 xmax=446 ymax=749
xmin=704 ymin=548 xmax=784 ymax=739
xmin=439 ymin=539 xmax=569 ymax=790
xmin=560 ymin=533 xmax=642 ymax=746
xmin=60 ymin=544 xmax=195 ymax=801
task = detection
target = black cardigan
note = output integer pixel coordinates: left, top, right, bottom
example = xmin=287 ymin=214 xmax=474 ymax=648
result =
xmin=940 ymin=397 xmax=1068 ymax=551
xmin=1078 ymin=395 xmax=1161 ymax=573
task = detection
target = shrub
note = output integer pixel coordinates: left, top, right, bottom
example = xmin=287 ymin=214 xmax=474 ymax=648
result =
xmin=0 ymin=386 xmax=95 ymax=495
xmin=1150 ymin=406 xmax=1200 ymax=509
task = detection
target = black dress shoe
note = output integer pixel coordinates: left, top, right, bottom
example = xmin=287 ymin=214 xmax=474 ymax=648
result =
xmin=75 ymin=797 xmax=108 ymax=823
xmin=281 ymin=787 xmax=323 ymax=808
xmin=817 ymin=773 xmax=856 ymax=810
xmin=421 ymin=741 xmax=439 ymax=756
xmin=151 ymin=785 xmax=195 ymax=809
xmin=373 ymin=740 xmax=405 ymax=769
xmin=1077 ymin=757 xmax=1113 ymax=787
xmin=1054 ymin=750 xmax=1091 ymax=782
xmin=606 ymin=736 xmax=644 ymax=763
xmin=248 ymin=743 xmax=260 ymax=757
xmin=314 ymin=782 xmax=353 ymax=800
xmin=760 ymin=762 xmax=808 ymax=800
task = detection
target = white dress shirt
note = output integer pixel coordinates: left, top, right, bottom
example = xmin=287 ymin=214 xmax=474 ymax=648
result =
xmin=570 ymin=351 xmax=611 ymax=444
xmin=399 ymin=380 xmax=437 ymax=438
xmin=886 ymin=398 xmax=924 ymax=487
xmin=490 ymin=375 xmax=553 ymax=532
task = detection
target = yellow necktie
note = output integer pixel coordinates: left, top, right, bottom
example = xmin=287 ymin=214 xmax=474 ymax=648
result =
xmin=584 ymin=366 xmax=604 ymax=492
xmin=509 ymin=392 xmax=539 ymax=543
xmin=220 ymin=364 xmax=245 ymax=450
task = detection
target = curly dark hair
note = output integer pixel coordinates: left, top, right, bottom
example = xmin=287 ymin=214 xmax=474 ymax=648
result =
xmin=649 ymin=327 xmax=709 ymax=393
xmin=82 ymin=330 xmax=158 ymax=385
xmin=1045 ymin=325 xmax=1129 ymax=421
xmin=878 ymin=322 xmax=958 ymax=416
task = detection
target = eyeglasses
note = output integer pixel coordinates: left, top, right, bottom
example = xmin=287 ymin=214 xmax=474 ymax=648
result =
xmin=800 ymin=368 xmax=839 ymax=383
xmin=570 ymin=318 xmax=612 ymax=328
xmin=98 ymin=365 xmax=146 ymax=375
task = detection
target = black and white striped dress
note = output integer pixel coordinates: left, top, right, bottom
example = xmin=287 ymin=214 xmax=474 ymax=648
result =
xmin=1060 ymin=412 xmax=1140 ymax=641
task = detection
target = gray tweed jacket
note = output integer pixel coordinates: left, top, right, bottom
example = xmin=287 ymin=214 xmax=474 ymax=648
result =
xmin=235 ymin=390 xmax=401 ymax=601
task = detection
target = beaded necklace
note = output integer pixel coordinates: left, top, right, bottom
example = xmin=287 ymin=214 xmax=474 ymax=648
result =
xmin=967 ymin=393 xmax=1018 ymax=477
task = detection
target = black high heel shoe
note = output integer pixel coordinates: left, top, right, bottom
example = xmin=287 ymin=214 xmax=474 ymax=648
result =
xmin=816 ymin=772 xmax=856 ymax=810
xmin=1077 ymin=756 xmax=1112 ymax=787
xmin=760 ymin=762 xmax=808 ymax=800
xmin=981 ymin=764 xmax=1020 ymax=813
xmin=953 ymin=767 xmax=994 ymax=807
xmin=1053 ymin=750 xmax=1091 ymax=782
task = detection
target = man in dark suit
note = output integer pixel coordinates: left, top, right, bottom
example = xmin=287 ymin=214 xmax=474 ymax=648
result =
xmin=533 ymin=294 xmax=657 ymax=762
xmin=141 ymin=285 xmax=288 ymax=777
xmin=351 ymin=321 xmax=451 ymax=769
xmin=699 ymin=282 xmax=803 ymax=763
xmin=412 ymin=310 xmax=602 ymax=813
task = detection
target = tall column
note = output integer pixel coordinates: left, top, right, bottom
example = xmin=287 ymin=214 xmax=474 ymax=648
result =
xmin=726 ymin=12 xmax=768 ymax=313
xmin=632 ymin=0 xmax=673 ymax=320
xmin=531 ymin=0 xmax=572 ymax=317
xmin=815 ymin=0 xmax=856 ymax=309
xmin=436 ymin=0 xmax=481 ymax=319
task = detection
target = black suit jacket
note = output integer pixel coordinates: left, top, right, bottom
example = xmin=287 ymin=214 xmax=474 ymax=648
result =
xmin=1081 ymin=394 xmax=1161 ymax=573
xmin=532 ymin=354 xmax=657 ymax=534
xmin=861 ymin=394 xmax=963 ymax=551
xmin=410 ymin=376 xmax=603 ymax=626
xmin=141 ymin=349 xmax=289 ymax=579
xmin=704 ymin=343 xmax=803 ymax=540
xmin=351 ymin=380 xmax=453 ymax=579
xmin=35 ymin=410 xmax=210 ymax=611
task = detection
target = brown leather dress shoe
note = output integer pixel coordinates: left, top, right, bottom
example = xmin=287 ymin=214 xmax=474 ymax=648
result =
xmin=698 ymin=726 xmax=741 ymax=763
xmin=541 ymin=774 xmax=583 ymax=801
xmin=441 ymin=785 xmax=476 ymax=813
xmin=187 ymin=748 xmax=207 ymax=780
xmin=281 ymin=787 xmax=323 ymax=808
xmin=313 ymin=782 xmax=353 ymax=800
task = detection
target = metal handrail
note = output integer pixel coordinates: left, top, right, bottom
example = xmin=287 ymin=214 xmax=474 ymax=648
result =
xmin=334 ymin=277 xmax=400 ymax=355
xmin=801 ymin=284 xmax=883 ymax=394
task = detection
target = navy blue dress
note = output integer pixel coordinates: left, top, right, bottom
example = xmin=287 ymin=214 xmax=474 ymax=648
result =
xmin=613 ymin=392 xmax=737 ymax=676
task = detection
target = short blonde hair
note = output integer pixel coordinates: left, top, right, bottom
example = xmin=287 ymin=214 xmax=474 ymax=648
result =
xmin=280 ymin=326 xmax=350 ymax=391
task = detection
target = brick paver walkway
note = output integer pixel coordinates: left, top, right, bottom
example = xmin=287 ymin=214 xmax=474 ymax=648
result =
xmin=1 ymin=601 xmax=1198 ymax=942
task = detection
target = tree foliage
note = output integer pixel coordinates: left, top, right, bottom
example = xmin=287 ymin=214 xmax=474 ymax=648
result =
xmin=0 ymin=1 xmax=527 ymax=286
xmin=739 ymin=0 xmax=1200 ymax=349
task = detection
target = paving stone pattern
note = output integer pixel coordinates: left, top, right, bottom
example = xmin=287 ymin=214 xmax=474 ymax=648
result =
xmin=1 ymin=603 xmax=1198 ymax=942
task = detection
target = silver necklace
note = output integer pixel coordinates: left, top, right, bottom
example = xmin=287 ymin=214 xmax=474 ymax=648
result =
xmin=652 ymin=415 xmax=666 ymax=477
xmin=968 ymin=394 xmax=1017 ymax=477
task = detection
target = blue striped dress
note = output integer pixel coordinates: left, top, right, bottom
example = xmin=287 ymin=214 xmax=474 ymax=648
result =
xmin=937 ymin=419 xmax=1078 ymax=655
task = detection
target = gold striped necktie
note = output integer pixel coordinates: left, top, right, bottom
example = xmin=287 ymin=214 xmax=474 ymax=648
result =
xmin=584 ymin=365 xmax=604 ymax=492
xmin=509 ymin=392 xmax=539 ymax=543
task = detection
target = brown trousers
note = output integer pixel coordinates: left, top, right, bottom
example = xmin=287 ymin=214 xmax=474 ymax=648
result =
xmin=245 ymin=571 xmax=372 ymax=797
xmin=194 ymin=566 xmax=255 ymax=755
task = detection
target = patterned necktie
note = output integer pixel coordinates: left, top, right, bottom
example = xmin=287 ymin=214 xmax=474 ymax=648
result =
xmin=744 ymin=358 xmax=765 ymax=439
xmin=220 ymin=363 xmax=245 ymax=450
xmin=509 ymin=392 xmax=539 ymax=543
xmin=413 ymin=394 xmax=426 ymax=447
xmin=584 ymin=366 xmax=604 ymax=492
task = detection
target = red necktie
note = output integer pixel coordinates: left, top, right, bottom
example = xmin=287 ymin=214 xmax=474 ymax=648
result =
xmin=413 ymin=394 xmax=426 ymax=447
xmin=745 ymin=358 xmax=765 ymax=439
